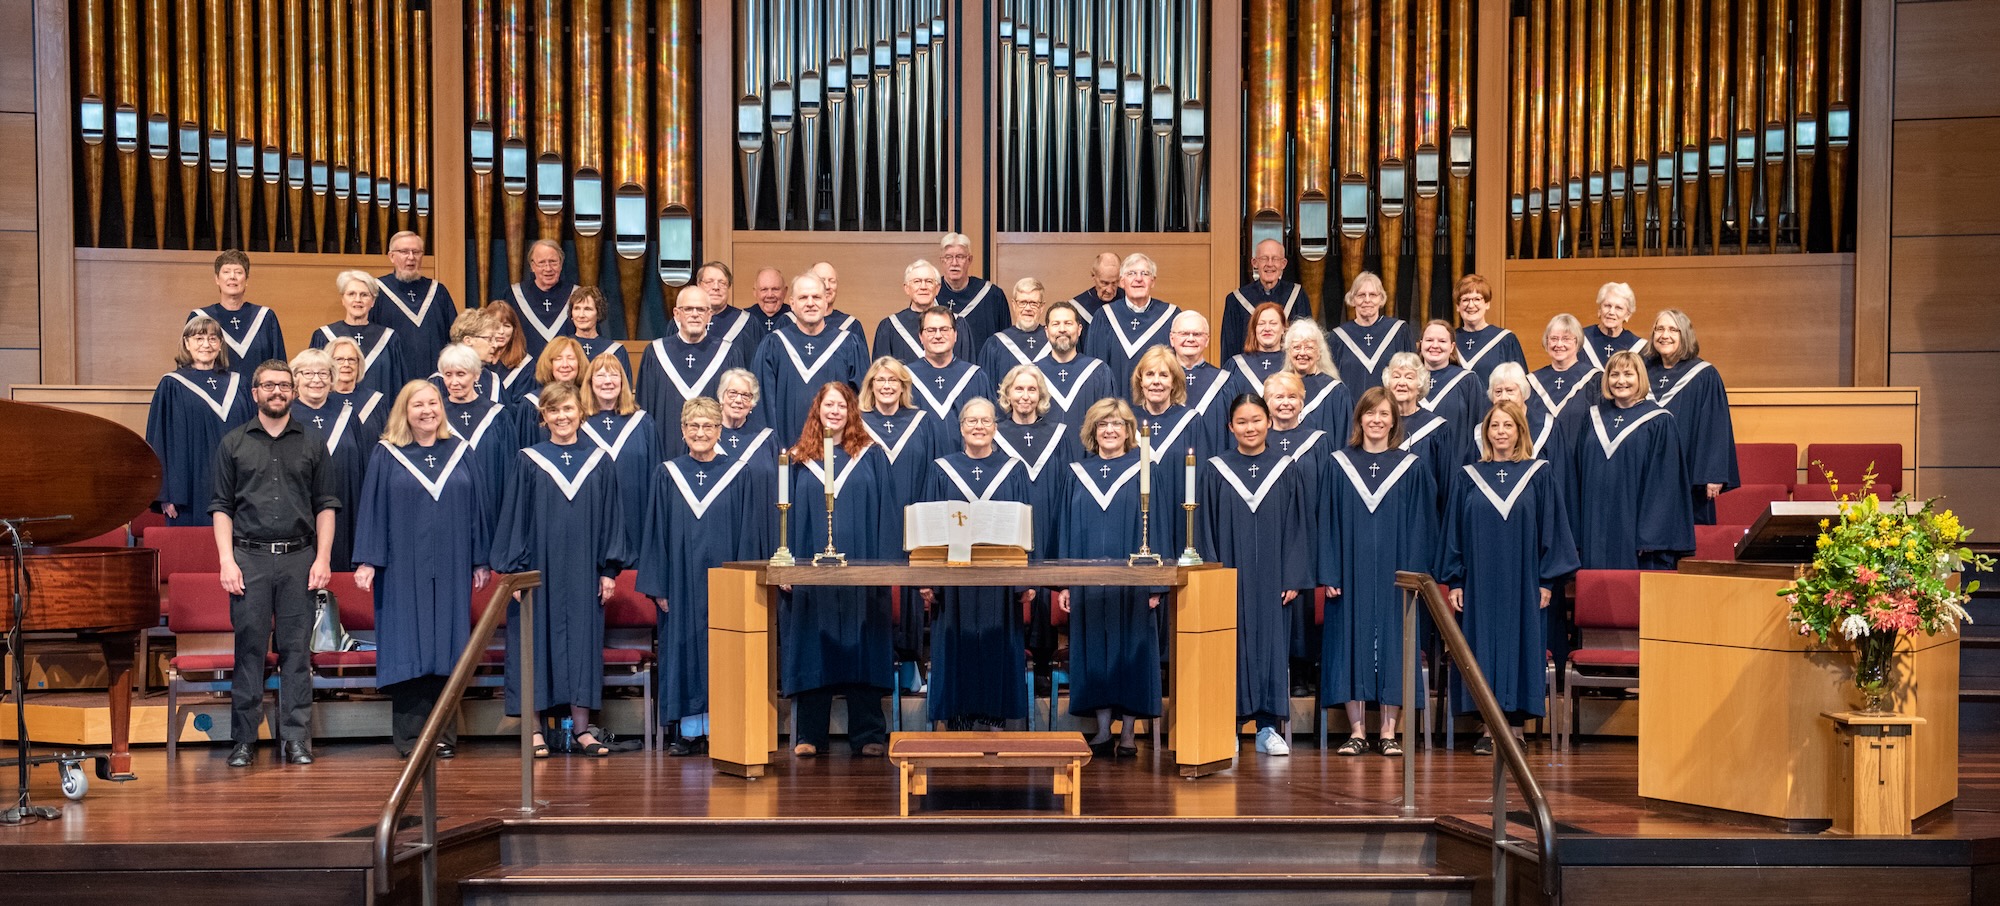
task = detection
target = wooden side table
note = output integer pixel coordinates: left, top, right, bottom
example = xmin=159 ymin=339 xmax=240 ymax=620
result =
xmin=887 ymin=731 xmax=1093 ymax=817
xmin=1823 ymin=711 xmax=1927 ymax=835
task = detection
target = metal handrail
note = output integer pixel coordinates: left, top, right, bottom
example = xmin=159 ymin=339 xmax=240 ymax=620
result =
xmin=373 ymin=571 xmax=542 ymax=899
xmin=1397 ymin=570 xmax=1561 ymax=904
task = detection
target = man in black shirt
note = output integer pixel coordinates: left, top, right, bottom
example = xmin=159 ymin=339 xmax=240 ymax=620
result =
xmin=209 ymin=360 xmax=341 ymax=768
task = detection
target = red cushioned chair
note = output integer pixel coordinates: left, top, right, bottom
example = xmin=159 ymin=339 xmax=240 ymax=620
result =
xmin=1804 ymin=443 xmax=1903 ymax=496
xmin=310 ymin=573 xmax=378 ymax=694
xmin=129 ymin=510 xmax=167 ymax=542
xmin=1560 ymin=569 xmax=1643 ymax=751
xmin=603 ymin=571 xmax=658 ymax=750
xmin=164 ymin=572 xmax=277 ymax=759
xmin=1694 ymin=524 xmax=1749 ymax=561
xmin=1715 ymin=484 xmax=1789 ymax=526
xmin=1735 ymin=443 xmax=1798 ymax=493
xmin=1790 ymin=483 xmax=1838 ymax=502
xmin=142 ymin=526 xmax=229 ymax=691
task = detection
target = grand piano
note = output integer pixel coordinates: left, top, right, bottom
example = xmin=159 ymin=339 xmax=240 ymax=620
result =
xmin=0 ymin=398 xmax=163 ymax=782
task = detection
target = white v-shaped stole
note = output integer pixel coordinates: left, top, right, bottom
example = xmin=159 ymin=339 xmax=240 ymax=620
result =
xmin=1332 ymin=450 xmax=1420 ymax=514
xmin=1530 ymin=367 xmax=1599 ymax=418
xmin=511 ymin=284 xmax=569 ymax=342
xmin=667 ymin=454 xmax=757 ymax=519
xmin=1588 ymin=405 xmax=1669 ymax=459
xmin=375 ymin=277 xmax=440 ymax=327
xmin=1103 ymin=303 xmax=1177 ymax=359
xmin=1421 ymin=370 xmax=1475 ymax=412
xmin=992 ymin=422 xmax=1067 ymax=480
xmin=1458 ymin=328 xmax=1516 ymax=370
xmin=193 ymin=306 xmax=270 ymax=360
xmin=935 ymin=457 xmax=1019 ymax=503
xmin=1649 ymin=360 xmax=1712 ymax=405
xmin=163 ymin=371 xmax=243 ymax=420
xmin=802 ymin=451 xmax=866 ymax=497
xmin=649 ymin=337 xmax=736 ymax=400
xmin=582 ymin=412 xmax=650 ymax=459
xmin=383 ymin=439 xmax=471 ymax=501
xmin=1070 ymin=458 xmax=1143 ymax=511
xmin=863 ymin=411 xmax=930 ymax=463
xmin=1464 ymin=459 xmax=1547 ymax=521
xmin=1041 ymin=359 xmax=1104 ymax=413
xmin=522 ymin=446 xmax=607 ymax=500
xmin=774 ymin=330 xmax=853 ymax=385
xmin=910 ymin=365 xmax=981 ymax=417
xmin=1330 ymin=319 xmax=1403 ymax=376
xmin=1206 ymin=455 xmax=1294 ymax=513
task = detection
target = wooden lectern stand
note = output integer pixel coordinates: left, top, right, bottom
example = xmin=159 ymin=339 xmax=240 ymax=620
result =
xmin=1639 ymin=562 xmax=1958 ymax=830
xmin=707 ymin=561 xmax=1237 ymax=779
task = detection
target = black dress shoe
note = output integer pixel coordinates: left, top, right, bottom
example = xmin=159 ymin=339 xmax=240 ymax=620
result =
xmin=282 ymin=741 xmax=315 ymax=765
xmin=666 ymin=739 xmax=694 ymax=756
xmin=227 ymin=743 xmax=256 ymax=768
xmin=435 ymin=743 xmax=456 ymax=760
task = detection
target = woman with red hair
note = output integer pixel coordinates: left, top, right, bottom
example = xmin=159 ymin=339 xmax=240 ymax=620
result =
xmin=781 ymin=381 xmax=902 ymax=758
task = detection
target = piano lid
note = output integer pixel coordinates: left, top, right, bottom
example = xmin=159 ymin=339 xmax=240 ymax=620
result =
xmin=0 ymin=398 xmax=162 ymax=545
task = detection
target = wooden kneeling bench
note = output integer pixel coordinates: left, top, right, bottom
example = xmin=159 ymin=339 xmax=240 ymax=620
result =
xmin=887 ymin=731 xmax=1092 ymax=816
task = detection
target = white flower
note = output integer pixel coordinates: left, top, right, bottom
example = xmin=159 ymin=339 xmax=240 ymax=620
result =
xmin=1840 ymin=614 xmax=1871 ymax=640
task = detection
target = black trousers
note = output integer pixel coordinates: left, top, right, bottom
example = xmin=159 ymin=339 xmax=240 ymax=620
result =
xmin=230 ymin=547 xmax=314 ymax=746
xmin=793 ymin=684 xmax=888 ymax=752
xmin=388 ymin=675 xmax=458 ymax=756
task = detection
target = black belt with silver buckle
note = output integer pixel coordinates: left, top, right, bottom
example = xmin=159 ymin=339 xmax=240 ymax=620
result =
xmin=236 ymin=536 xmax=313 ymax=555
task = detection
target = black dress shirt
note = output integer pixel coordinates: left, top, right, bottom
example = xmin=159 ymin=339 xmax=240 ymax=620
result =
xmin=207 ymin=416 xmax=342 ymax=541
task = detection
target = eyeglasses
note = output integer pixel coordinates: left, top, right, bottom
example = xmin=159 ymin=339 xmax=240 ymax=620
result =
xmin=907 ymin=277 xmax=940 ymax=286
xmin=1251 ymin=255 xmax=1283 ymax=264
xmin=722 ymin=389 xmax=755 ymax=400
xmin=920 ymin=326 xmax=954 ymax=335
xmin=961 ymin=417 xmax=995 ymax=426
xmin=940 ymin=253 xmax=972 ymax=263
xmin=684 ymin=421 xmax=722 ymax=432
xmin=256 ymin=381 xmax=295 ymax=392
xmin=293 ymin=370 xmax=331 ymax=379
xmin=389 ymin=248 xmax=423 ymax=257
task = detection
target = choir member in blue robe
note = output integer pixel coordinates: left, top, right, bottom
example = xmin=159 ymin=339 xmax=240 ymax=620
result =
xmin=1263 ymin=371 xmax=1332 ymax=692
xmin=1388 ymin=352 xmax=1469 ymax=503
xmin=482 ymin=302 xmax=538 ymax=404
xmin=1571 ymin=351 xmax=1696 ymax=570
xmin=1067 ymin=251 xmax=1125 ymax=346
xmin=798 ymin=261 xmax=865 ymax=337
xmin=434 ymin=309 xmax=506 ymax=404
xmin=566 ymin=286 xmax=631 ymax=377
xmin=782 ymin=382 xmax=902 ymax=757
xmin=715 ymin=368 xmax=773 ymax=457
xmin=1486 ymin=364 xmax=1561 ymax=461
xmin=994 ymin=365 xmax=1081 ymax=667
xmin=742 ymin=266 xmax=793 ymax=345
xmin=695 ymin=261 xmax=759 ymax=354
xmin=918 ymin=399 xmax=1035 ymax=726
xmin=1282 ymin=321 xmax=1355 ymax=435
xmin=1529 ymin=314 xmax=1603 ymax=434
xmin=191 ymin=250 xmax=288 ymax=384
xmin=1196 ymin=394 xmax=1318 ymax=757
xmin=490 ymin=382 xmax=632 ymax=758
xmin=754 ymin=273 xmax=871 ymax=446
xmin=636 ymin=396 xmax=776 ymax=755
xmin=147 ymin=317 xmax=253 ymax=525
xmin=1225 ymin=302 xmax=1295 ymax=392
xmin=1439 ymin=401 xmax=1579 ymax=749
xmin=1053 ymin=399 xmax=1169 ymax=756
xmin=936 ymin=234 xmax=1008 ymax=351
xmin=1644 ymin=309 xmax=1740 ymax=525
xmin=512 ymin=337 xmax=587 ymax=450
xmin=437 ymin=343 xmax=516 ymax=522
xmin=1581 ymin=282 xmax=1648 ymax=371
xmin=1034 ymin=299 xmax=1120 ymax=426
xmin=1319 ymin=387 xmax=1439 ymax=756
xmin=639 ymin=286 xmax=752 ymax=457
xmin=506 ymin=239 xmax=580 ymax=359
xmin=1450 ymin=275 xmax=1526 ymax=384
xmin=314 ymin=270 xmax=411 ymax=396
xmin=1131 ymin=346 xmax=1209 ymax=555
xmin=857 ymin=357 xmax=948 ymax=665
xmin=980 ymin=278 xmax=1053 ymax=380
xmin=1220 ymin=239 xmax=1313 ymax=356
xmin=1082 ymin=253 xmax=1181 ymax=383
xmin=1172 ymin=311 xmax=1253 ymax=455
xmin=352 ymin=380 xmax=492 ymax=758
xmin=1328 ymin=271 xmax=1414 ymax=392
xmin=582 ymin=352 xmax=662 ymax=551
xmin=373 ymin=231 xmax=459 ymax=372
xmin=323 ymin=349 xmax=390 ymax=438
xmin=906 ymin=308 xmax=994 ymax=438
xmin=874 ymin=260 xmax=977 ymax=363
xmin=289 ymin=349 xmax=374 ymax=571
xmin=1418 ymin=320 xmax=1488 ymax=461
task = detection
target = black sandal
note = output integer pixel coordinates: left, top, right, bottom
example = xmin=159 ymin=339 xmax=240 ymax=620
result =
xmin=1378 ymin=737 xmax=1404 ymax=757
xmin=531 ymin=732 xmax=550 ymax=759
xmin=572 ymin=731 xmax=612 ymax=757
xmin=1335 ymin=736 xmax=1368 ymax=756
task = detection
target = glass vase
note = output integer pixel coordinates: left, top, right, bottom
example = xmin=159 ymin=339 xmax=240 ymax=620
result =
xmin=1854 ymin=630 xmax=1899 ymax=714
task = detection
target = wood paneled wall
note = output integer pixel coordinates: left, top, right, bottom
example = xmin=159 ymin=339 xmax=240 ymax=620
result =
xmin=0 ymin=1 xmax=41 ymax=394
xmin=1886 ymin=0 xmax=2000 ymax=530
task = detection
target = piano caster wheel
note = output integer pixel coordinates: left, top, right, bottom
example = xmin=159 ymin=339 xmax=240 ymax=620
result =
xmin=60 ymin=761 xmax=89 ymax=801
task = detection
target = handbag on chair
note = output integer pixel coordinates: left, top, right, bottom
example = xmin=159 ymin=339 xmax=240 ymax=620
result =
xmin=311 ymin=588 xmax=357 ymax=654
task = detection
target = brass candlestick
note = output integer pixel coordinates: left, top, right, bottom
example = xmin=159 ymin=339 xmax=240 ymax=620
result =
xmin=769 ymin=501 xmax=795 ymax=567
xmin=1128 ymin=491 xmax=1163 ymax=567
xmin=1178 ymin=501 xmax=1203 ymax=566
xmin=812 ymin=490 xmax=846 ymax=566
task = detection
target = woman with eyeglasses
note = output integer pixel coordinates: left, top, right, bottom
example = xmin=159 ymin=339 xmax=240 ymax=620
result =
xmin=288 ymin=347 xmax=374 ymax=571
xmin=310 ymin=269 xmax=410 ymax=396
xmin=147 ymin=316 xmax=253 ymax=526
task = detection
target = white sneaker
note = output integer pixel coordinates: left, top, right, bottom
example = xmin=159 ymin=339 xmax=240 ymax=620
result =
xmin=1255 ymin=726 xmax=1291 ymax=756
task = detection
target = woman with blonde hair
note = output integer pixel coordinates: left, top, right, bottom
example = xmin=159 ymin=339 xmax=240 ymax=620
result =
xmin=311 ymin=269 xmax=409 ymax=394
xmin=1571 ymin=350 xmax=1694 ymax=570
xmin=1280 ymin=319 xmax=1351 ymax=433
xmin=1327 ymin=271 xmax=1413 ymax=391
xmin=511 ymin=335 xmax=588 ymax=448
xmin=581 ymin=350 xmax=661 ymax=550
xmin=1129 ymin=344 xmax=1204 ymax=553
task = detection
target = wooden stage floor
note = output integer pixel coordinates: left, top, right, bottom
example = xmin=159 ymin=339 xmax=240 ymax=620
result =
xmin=6 ymin=723 xmax=2000 ymax=846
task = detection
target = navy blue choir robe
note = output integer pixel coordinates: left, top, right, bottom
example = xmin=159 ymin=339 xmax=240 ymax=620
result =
xmin=636 ymin=447 xmax=775 ymax=725
xmin=147 ymin=367 xmax=253 ymax=525
xmin=191 ymin=302 xmax=287 ymax=382
xmin=1068 ymin=286 xmax=1123 ymax=333
xmin=781 ymin=446 xmax=901 ymax=695
xmin=312 ymin=321 xmax=410 ymax=397
xmin=751 ymin=323 xmax=870 ymax=445
xmin=1571 ymin=401 xmax=1696 ymax=569
xmin=441 ymin=396 xmax=516 ymax=524
xmin=1081 ymin=299 xmax=1180 ymax=383
xmin=994 ymin=416 xmax=1080 ymax=559
xmin=582 ymin=409 xmax=663 ymax=551
xmin=1298 ymin=373 xmax=1356 ymax=435
xmin=508 ymin=279 xmax=578 ymax=359
xmin=1421 ymin=365 xmax=1487 ymax=462
xmin=1220 ymin=280 xmax=1311 ymax=360
xmin=1196 ymin=447 xmax=1317 ymax=724
xmin=1035 ymin=354 xmax=1120 ymax=426
xmin=873 ymin=307 xmax=979 ymax=364
xmin=743 ymin=303 xmax=792 ymax=345
xmin=1267 ymin=427 xmax=1330 ymax=664
xmin=326 ymin=386 xmax=388 ymax=434
xmin=920 ymin=453 xmax=1034 ymax=723
xmin=1319 ymin=446 xmax=1438 ymax=707
xmin=494 ymin=360 xmax=537 ymax=405
xmin=292 ymin=396 xmax=377 ymax=571
xmin=511 ymin=390 xmax=551 ymax=451
xmin=351 ymin=437 xmax=490 ymax=688
xmin=906 ymin=358 xmax=993 ymax=439
xmin=937 ymin=275 xmax=1007 ymax=352
xmin=372 ymin=274 xmax=458 ymax=372
xmin=718 ymin=416 xmax=774 ymax=461
xmin=1439 ymin=459 xmax=1579 ymax=718
xmin=1327 ymin=317 xmax=1414 ymax=391
xmin=1648 ymin=357 xmax=1740 ymax=525
xmin=1136 ymin=403 xmax=1209 ymax=555
xmin=1528 ymin=364 xmax=1602 ymax=428
xmin=433 ymin=367 xmax=503 ymax=406
xmin=1454 ymin=325 xmax=1527 ymax=385
xmin=1399 ymin=407 xmax=1467 ymax=506
xmin=572 ymin=335 xmax=632 ymax=378
xmin=979 ymin=325 xmax=1052 ymax=382
xmin=637 ymin=332 xmax=751 ymax=456
xmin=1580 ymin=324 xmax=1647 ymax=371
xmin=1054 ymin=450 xmax=1169 ymax=718
xmin=785 ymin=308 xmax=863 ymax=336
xmin=490 ymin=440 xmax=632 ymax=713
xmin=1183 ymin=361 xmax=1250 ymax=457
xmin=709 ymin=305 xmax=756 ymax=350
xmin=861 ymin=406 xmax=946 ymax=655
xmin=1225 ymin=351 xmax=1288 ymax=391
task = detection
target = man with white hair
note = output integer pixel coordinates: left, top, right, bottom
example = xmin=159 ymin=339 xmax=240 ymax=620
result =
xmin=872 ymin=259 xmax=972 ymax=363
xmin=753 ymin=272 xmax=870 ymax=440
xmin=1220 ymin=239 xmax=1311 ymax=357
xmin=1169 ymin=310 xmax=1251 ymax=452
xmin=507 ymin=239 xmax=579 ymax=359
xmin=935 ymin=233 xmax=1005 ymax=350
xmin=977 ymin=277 xmax=1052 ymax=380
xmin=1081 ymin=252 xmax=1180 ymax=382
xmin=373 ymin=230 xmax=459 ymax=370
xmin=640 ymin=286 xmax=752 ymax=456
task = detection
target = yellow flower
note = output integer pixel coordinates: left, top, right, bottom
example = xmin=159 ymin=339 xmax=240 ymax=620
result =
xmin=1817 ymin=533 xmax=1832 ymax=549
xmin=1820 ymin=519 xmax=1831 ymax=529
